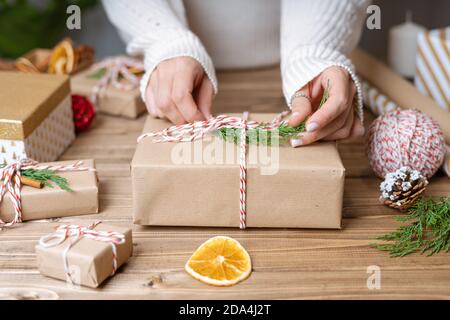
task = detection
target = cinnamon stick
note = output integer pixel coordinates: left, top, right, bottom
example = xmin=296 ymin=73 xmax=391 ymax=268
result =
xmin=20 ymin=176 xmax=44 ymax=189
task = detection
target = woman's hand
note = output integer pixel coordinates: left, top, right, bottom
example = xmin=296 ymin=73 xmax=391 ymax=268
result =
xmin=288 ymin=66 xmax=364 ymax=147
xmin=145 ymin=57 xmax=214 ymax=125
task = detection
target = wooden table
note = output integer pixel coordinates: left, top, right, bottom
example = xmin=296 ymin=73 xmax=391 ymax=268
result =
xmin=1 ymin=68 xmax=449 ymax=300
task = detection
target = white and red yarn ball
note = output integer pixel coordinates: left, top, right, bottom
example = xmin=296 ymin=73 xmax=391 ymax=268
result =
xmin=367 ymin=108 xmax=446 ymax=179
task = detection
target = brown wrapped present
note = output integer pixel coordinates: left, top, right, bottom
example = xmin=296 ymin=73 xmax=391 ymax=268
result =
xmin=71 ymin=56 xmax=146 ymax=119
xmin=0 ymin=159 xmax=98 ymax=227
xmin=36 ymin=221 xmax=132 ymax=288
xmin=131 ymin=114 xmax=345 ymax=229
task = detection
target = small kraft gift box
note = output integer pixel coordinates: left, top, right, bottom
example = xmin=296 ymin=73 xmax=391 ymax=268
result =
xmin=131 ymin=114 xmax=345 ymax=229
xmin=36 ymin=221 xmax=133 ymax=288
xmin=71 ymin=56 xmax=146 ymax=119
xmin=0 ymin=71 xmax=75 ymax=165
xmin=0 ymin=159 xmax=99 ymax=227
xmin=415 ymin=27 xmax=450 ymax=111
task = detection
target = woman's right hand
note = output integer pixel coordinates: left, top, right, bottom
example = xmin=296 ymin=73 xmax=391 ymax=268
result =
xmin=145 ymin=56 xmax=214 ymax=125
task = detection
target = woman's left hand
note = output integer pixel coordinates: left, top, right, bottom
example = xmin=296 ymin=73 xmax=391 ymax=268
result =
xmin=288 ymin=66 xmax=365 ymax=147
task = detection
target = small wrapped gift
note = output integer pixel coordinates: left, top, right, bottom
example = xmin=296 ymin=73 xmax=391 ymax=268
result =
xmin=0 ymin=159 xmax=99 ymax=228
xmin=36 ymin=221 xmax=133 ymax=288
xmin=415 ymin=28 xmax=450 ymax=111
xmin=71 ymin=56 xmax=146 ymax=119
xmin=0 ymin=71 xmax=75 ymax=165
xmin=131 ymin=114 xmax=345 ymax=229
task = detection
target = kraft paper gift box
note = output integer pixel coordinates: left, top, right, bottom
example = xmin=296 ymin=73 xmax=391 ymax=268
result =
xmin=415 ymin=28 xmax=450 ymax=111
xmin=36 ymin=222 xmax=132 ymax=288
xmin=71 ymin=66 xmax=146 ymax=119
xmin=0 ymin=71 xmax=75 ymax=165
xmin=0 ymin=159 xmax=99 ymax=223
xmin=131 ymin=114 xmax=345 ymax=229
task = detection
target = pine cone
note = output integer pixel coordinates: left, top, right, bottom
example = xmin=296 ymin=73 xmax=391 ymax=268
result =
xmin=379 ymin=167 xmax=428 ymax=211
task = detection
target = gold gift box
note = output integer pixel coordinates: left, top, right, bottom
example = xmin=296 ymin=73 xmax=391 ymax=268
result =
xmin=0 ymin=71 xmax=75 ymax=164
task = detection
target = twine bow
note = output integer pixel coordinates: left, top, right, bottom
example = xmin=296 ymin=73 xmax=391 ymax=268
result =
xmin=0 ymin=159 xmax=92 ymax=229
xmin=39 ymin=221 xmax=125 ymax=285
xmin=90 ymin=56 xmax=144 ymax=105
xmin=137 ymin=111 xmax=290 ymax=229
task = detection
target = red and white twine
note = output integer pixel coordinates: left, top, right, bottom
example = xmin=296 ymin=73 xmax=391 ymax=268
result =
xmin=367 ymin=108 xmax=446 ymax=179
xmin=137 ymin=111 xmax=290 ymax=229
xmin=39 ymin=221 xmax=125 ymax=284
xmin=90 ymin=56 xmax=144 ymax=105
xmin=0 ymin=159 xmax=93 ymax=229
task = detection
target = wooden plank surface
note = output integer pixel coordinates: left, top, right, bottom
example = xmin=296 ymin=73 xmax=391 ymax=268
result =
xmin=0 ymin=68 xmax=449 ymax=300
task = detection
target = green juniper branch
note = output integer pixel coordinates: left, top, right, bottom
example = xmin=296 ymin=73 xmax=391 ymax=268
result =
xmin=21 ymin=169 xmax=73 ymax=192
xmin=217 ymin=81 xmax=330 ymax=146
xmin=372 ymin=197 xmax=450 ymax=257
xmin=0 ymin=164 xmax=72 ymax=192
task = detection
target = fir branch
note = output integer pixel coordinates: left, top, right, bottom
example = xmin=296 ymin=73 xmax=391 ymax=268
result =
xmin=20 ymin=169 xmax=73 ymax=192
xmin=87 ymin=67 xmax=107 ymax=80
xmin=217 ymin=80 xmax=330 ymax=145
xmin=1 ymin=164 xmax=73 ymax=192
xmin=372 ymin=197 xmax=450 ymax=257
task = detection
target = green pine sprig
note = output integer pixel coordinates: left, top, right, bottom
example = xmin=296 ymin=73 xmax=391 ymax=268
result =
xmin=217 ymin=80 xmax=330 ymax=145
xmin=21 ymin=169 xmax=73 ymax=192
xmin=0 ymin=164 xmax=73 ymax=192
xmin=87 ymin=67 xmax=107 ymax=80
xmin=372 ymin=197 xmax=450 ymax=257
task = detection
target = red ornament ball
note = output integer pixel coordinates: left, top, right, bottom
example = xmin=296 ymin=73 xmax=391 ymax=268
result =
xmin=367 ymin=109 xmax=446 ymax=179
xmin=71 ymin=94 xmax=95 ymax=133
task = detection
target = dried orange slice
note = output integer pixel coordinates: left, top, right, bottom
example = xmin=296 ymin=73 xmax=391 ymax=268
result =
xmin=185 ymin=236 xmax=252 ymax=286
xmin=48 ymin=39 xmax=76 ymax=74
xmin=15 ymin=57 xmax=40 ymax=73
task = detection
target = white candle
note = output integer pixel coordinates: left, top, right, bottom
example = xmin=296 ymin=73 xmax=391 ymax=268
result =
xmin=388 ymin=12 xmax=426 ymax=78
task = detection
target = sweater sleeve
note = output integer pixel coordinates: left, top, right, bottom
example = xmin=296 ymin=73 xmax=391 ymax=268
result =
xmin=281 ymin=0 xmax=371 ymax=121
xmin=101 ymin=0 xmax=218 ymax=102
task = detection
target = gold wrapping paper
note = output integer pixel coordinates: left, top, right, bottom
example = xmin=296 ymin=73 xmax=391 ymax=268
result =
xmin=0 ymin=159 xmax=99 ymax=222
xmin=131 ymin=114 xmax=345 ymax=229
xmin=36 ymin=222 xmax=132 ymax=288
xmin=71 ymin=68 xmax=146 ymax=119
xmin=0 ymin=71 xmax=70 ymax=140
xmin=350 ymin=48 xmax=450 ymax=144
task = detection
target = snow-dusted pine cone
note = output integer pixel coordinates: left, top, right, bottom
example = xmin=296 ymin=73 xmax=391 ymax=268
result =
xmin=379 ymin=167 xmax=428 ymax=211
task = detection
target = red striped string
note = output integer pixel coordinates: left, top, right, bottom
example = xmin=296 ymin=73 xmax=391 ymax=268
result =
xmin=39 ymin=221 xmax=125 ymax=284
xmin=89 ymin=56 xmax=144 ymax=106
xmin=0 ymin=159 xmax=93 ymax=230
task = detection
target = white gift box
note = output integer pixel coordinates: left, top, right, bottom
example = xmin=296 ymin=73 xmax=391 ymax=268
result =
xmin=0 ymin=72 xmax=75 ymax=164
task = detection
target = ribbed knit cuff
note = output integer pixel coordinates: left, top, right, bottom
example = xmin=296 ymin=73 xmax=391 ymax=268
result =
xmin=282 ymin=44 xmax=363 ymax=123
xmin=139 ymin=30 xmax=218 ymax=103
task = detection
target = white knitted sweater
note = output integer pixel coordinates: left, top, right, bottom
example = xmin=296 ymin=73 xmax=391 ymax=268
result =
xmin=102 ymin=0 xmax=370 ymax=118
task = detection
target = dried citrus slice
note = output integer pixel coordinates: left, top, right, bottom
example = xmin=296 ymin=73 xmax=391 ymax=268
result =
xmin=53 ymin=57 xmax=67 ymax=74
xmin=15 ymin=57 xmax=40 ymax=73
xmin=185 ymin=236 xmax=252 ymax=286
xmin=48 ymin=39 xmax=75 ymax=74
